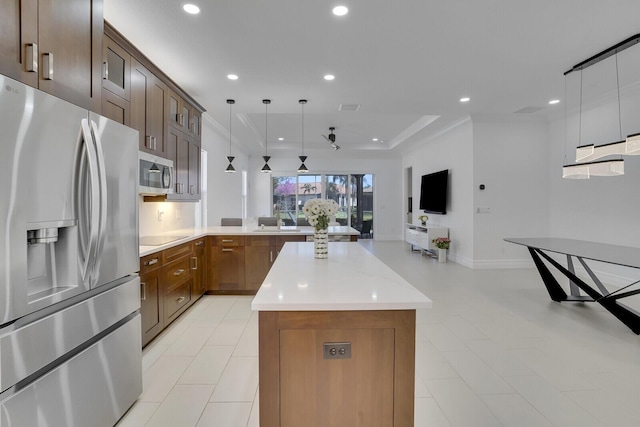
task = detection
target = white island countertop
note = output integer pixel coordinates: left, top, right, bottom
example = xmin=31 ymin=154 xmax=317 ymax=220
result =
xmin=251 ymin=242 xmax=432 ymax=311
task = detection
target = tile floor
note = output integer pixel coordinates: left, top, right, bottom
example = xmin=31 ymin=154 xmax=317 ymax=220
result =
xmin=117 ymin=240 xmax=640 ymax=426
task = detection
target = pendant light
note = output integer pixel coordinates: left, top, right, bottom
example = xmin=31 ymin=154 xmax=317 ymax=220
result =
xmin=261 ymin=99 xmax=272 ymax=173
xmin=225 ymin=99 xmax=236 ymax=173
xmin=298 ymin=99 xmax=308 ymax=173
xmin=561 ymin=33 xmax=640 ymax=178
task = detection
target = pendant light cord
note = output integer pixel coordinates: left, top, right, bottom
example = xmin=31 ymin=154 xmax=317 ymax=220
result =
xmin=563 ymin=75 xmax=567 ymax=164
xmin=615 ymin=53 xmax=623 ymax=141
xmin=578 ymin=69 xmax=583 ymax=147
xmin=265 ymin=101 xmax=268 ymax=156
xmin=301 ymin=101 xmax=305 ymax=155
xmin=229 ymin=101 xmax=232 ymax=156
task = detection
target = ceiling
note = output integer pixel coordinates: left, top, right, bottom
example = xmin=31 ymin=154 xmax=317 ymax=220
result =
xmin=104 ymin=0 xmax=640 ymax=155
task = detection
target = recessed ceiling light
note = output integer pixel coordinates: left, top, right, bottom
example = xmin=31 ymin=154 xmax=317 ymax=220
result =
xmin=227 ymin=74 xmax=238 ymax=80
xmin=324 ymin=74 xmax=335 ymax=81
xmin=549 ymin=99 xmax=560 ymax=105
xmin=372 ymin=138 xmax=378 ymax=142
xmin=278 ymin=137 xmax=284 ymax=141
xmin=332 ymin=6 xmax=348 ymax=16
xmin=460 ymin=97 xmax=470 ymax=103
xmin=183 ymin=4 xmax=200 ymax=14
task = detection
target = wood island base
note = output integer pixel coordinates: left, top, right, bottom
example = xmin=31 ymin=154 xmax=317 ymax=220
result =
xmin=258 ymin=309 xmax=416 ymax=427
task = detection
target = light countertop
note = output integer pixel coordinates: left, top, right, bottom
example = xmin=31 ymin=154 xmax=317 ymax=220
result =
xmin=139 ymin=226 xmax=360 ymax=257
xmin=251 ymin=242 xmax=432 ymax=311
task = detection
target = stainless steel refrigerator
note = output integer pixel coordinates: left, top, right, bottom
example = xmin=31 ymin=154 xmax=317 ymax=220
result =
xmin=0 ymin=75 xmax=142 ymax=426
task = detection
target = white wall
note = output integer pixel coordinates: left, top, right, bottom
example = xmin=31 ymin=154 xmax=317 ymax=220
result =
xmin=472 ymin=115 xmax=550 ymax=268
xmin=402 ymin=119 xmax=475 ymax=265
xmin=138 ymin=197 xmax=199 ymax=236
xmin=247 ymin=151 xmax=404 ymax=240
xmin=202 ymin=114 xmax=249 ymax=227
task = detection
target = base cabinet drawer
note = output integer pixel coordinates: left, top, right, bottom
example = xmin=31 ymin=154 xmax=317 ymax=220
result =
xmin=165 ymin=279 xmax=191 ymax=322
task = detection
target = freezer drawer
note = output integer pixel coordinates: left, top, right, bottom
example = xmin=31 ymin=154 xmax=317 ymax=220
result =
xmin=0 ymin=314 xmax=142 ymax=427
xmin=0 ymin=277 xmax=140 ymax=392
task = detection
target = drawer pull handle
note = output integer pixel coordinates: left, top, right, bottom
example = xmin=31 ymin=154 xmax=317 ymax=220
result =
xmin=221 ymin=239 xmax=234 ymax=243
xmin=141 ymin=282 xmax=146 ymax=301
xmin=177 ymin=296 xmax=185 ymax=303
xmin=25 ymin=43 xmax=38 ymax=72
xmin=42 ymin=52 xmax=53 ymax=80
xmin=195 ymin=241 xmax=204 ymax=246
xmin=145 ymin=258 xmax=159 ymax=266
xmin=270 ymin=250 xmax=273 ymax=263
xmin=173 ymin=269 xmax=185 ymax=276
xmin=191 ymin=256 xmax=198 ymax=270
xmin=222 ymin=248 xmax=234 ymax=252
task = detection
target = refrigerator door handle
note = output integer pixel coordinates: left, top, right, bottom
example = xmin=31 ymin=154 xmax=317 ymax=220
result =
xmin=90 ymin=120 xmax=108 ymax=277
xmin=78 ymin=119 xmax=101 ymax=282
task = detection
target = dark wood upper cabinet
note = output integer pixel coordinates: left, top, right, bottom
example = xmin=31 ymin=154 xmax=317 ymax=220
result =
xmin=0 ymin=0 xmax=38 ymax=88
xmin=131 ymin=58 xmax=168 ymax=156
xmin=0 ymin=0 xmax=103 ymax=111
xmin=103 ymin=35 xmax=130 ymax=100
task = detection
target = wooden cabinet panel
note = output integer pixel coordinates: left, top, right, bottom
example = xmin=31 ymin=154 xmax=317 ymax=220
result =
xmin=163 ymin=241 xmax=193 ymax=264
xmin=164 ymin=279 xmax=191 ymax=322
xmin=139 ymin=253 xmax=163 ymax=347
xmin=166 ymin=124 xmax=190 ymax=199
xmin=213 ymin=236 xmax=245 ymax=247
xmin=163 ymin=256 xmax=192 ymax=289
xmin=192 ymin=239 xmax=206 ymax=298
xmin=102 ymin=34 xmax=130 ymax=99
xmin=140 ymin=268 xmax=163 ymax=347
xmin=0 ymin=0 xmax=38 ymax=87
xmin=101 ymin=88 xmax=130 ymax=125
xmin=37 ymin=0 xmax=102 ymax=111
xmin=280 ymin=328 xmax=395 ymax=427
xmin=245 ymin=245 xmax=274 ymax=291
xmin=211 ymin=246 xmax=245 ymax=291
xmin=131 ymin=59 xmax=168 ymax=156
xmin=259 ymin=310 xmax=416 ymax=427
xmin=1 ymin=0 xmax=102 ymax=110
xmin=188 ymin=138 xmax=200 ymax=198
xmin=208 ymin=236 xmax=246 ymax=292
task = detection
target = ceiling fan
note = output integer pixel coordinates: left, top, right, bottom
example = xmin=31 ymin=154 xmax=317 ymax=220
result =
xmin=322 ymin=127 xmax=341 ymax=150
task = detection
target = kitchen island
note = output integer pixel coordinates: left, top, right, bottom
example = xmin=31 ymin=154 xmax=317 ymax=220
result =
xmin=252 ymin=242 xmax=432 ymax=427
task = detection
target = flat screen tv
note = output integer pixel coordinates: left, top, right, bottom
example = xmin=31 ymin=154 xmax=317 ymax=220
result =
xmin=419 ymin=169 xmax=448 ymax=214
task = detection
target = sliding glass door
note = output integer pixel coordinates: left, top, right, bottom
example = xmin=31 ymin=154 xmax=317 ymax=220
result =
xmin=272 ymin=173 xmax=373 ymax=237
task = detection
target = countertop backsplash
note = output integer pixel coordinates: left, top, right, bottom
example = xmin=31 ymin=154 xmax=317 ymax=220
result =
xmin=138 ymin=197 xmax=201 ymax=237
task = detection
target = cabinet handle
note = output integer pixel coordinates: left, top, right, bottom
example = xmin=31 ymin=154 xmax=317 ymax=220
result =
xmin=42 ymin=53 xmax=53 ymax=80
xmin=190 ymin=184 xmax=195 ymax=195
xmin=195 ymin=241 xmax=204 ymax=246
xmin=177 ymin=296 xmax=185 ymax=303
xmin=270 ymin=251 xmax=273 ymax=263
xmin=145 ymin=258 xmax=159 ymax=266
xmin=221 ymin=239 xmax=234 ymax=243
xmin=173 ymin=269 xmax=185 ymax=276
xmin=146 ymin=135 xmax=153 ymax=150
xmin=222 ymin=248 xmax=234 ymax=252
xmin=102 ymin=61 xmax=108 ymax=80
xmin=25 ymin=43 xmax=38 ymax=72
xmin=191 ymin=256 xmax=198 ymax=270
xmin=140 ymin=282 xmax=146 ymax=301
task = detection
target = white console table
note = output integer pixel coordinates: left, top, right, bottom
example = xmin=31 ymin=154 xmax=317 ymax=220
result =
xmin=405 ymin=223 xmax=448 ymax=253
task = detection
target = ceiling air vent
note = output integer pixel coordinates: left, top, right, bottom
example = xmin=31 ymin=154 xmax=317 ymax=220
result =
xmin=513 ymin=106 xmax=544 ymax=114
xmin=339 ymin=104 xmax=360 ymax=112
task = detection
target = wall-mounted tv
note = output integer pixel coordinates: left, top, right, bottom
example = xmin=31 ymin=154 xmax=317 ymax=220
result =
xmin=419 ymin=169 xmax=448 ymax=214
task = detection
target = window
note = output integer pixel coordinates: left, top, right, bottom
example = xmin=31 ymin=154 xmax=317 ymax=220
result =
xmin=271 ymin=173 xmax=374 ymax=237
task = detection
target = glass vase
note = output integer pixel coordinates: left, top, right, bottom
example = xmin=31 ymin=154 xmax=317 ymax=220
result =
xmin=314 ymin=228 xmax=329 ymax=259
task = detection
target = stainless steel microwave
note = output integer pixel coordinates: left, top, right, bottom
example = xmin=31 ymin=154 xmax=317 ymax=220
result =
xmin=139 ymin=152 xmax=174 ymax=195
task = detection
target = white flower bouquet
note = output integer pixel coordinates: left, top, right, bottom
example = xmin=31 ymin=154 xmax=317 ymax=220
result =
xmin=303 ymin=198 xmax=339 ymax=230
